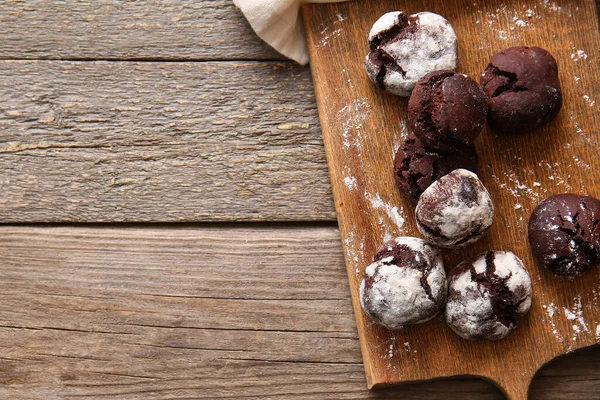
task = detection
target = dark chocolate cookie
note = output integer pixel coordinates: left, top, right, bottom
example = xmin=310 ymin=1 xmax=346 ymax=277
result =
xmin=359 ymin=237 xmax=447 ymax=330
xmin=394 ymin=134 xmax=478 ymax=202
xmin=528 ymin=194 xmax=600 ymax=276
xmin=445 ymin=251 xmax=532 ymax=340
xmin=408 ymin=71 xmax=488 ymax=152
xmin=415 ymin=169 xmax=494 ymax=248
xmin=481 ymin=46 xmax=562 ymax=134
xmin=364 ymin=11 xmax=458 ymax=97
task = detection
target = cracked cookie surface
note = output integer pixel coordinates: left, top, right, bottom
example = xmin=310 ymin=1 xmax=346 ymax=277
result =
xmin=528 ymin=193 xmax=600 ymax=276
xmin=364 ymin=11 xmax=457 ymax=97
xmin=415 ymin=169 xmax=494 ymax=248
xmin=408 ymin=71 xmax=488 ymax=152
xmin=481 ymin=46 xmax=562 ymax=134
xmin=394 ymin=133 xmax=478 ymax=202
xmin=445 ymin=251 xmax=532 ymax=340
xmin=359 ymin=237 xmax=447 ymax=330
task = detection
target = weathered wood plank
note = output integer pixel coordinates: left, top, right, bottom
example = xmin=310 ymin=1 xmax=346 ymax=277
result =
xmin=0 ymin=226 xmax=598 ymax=399
xmin=0 ymin=0 xmax=282 ymax=61
xmin=0 ymin=61 xmax=334 ymax=222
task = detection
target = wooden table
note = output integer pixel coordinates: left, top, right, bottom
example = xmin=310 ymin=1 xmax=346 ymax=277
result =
xmin=0 ymin=2 xmax=598 ymax=398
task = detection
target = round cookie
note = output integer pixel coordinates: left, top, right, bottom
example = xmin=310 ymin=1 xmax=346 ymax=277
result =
xmin=528 ymin=194 xmax=600 ymax=276
xmin=359 ymin=237 xmax=447 ymax=330
xmin=394 ymin=134 xmax=478 ymax=202
xmin=364 ymin=11 xmax=458 ymax=97
xmin=480 ymin=46 xmax=562 ymax=134
xmin=415 ymin=169 xmax=494 ymax=248
xmin=408 ymin=70 xmax=488 ymax=152
xmin=445 ymin=251 xmax=532 ymax=340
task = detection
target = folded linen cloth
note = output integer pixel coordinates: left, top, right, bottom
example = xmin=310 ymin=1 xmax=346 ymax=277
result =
xmin=233 ymin=0 xmax=348 ymax=65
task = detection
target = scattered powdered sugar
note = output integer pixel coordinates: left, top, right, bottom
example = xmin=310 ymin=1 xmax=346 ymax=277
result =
xmin=337 ymin=99 xmax=371 ymax=154
xmin=387 ymin=206 xmax=405 ymax=231
xmin=490 ymin=153 xmax=589 ymax=202
xmin=403 ymin=341 xmax=414 ymax=357
xmin=514 ymin=203 xmax=523 ymax=210
xmin=318 ymin=29 xmax=342 ymax=47
xmin=564 ymin=295 xmax=589 ymax=342
xmin=514 ymin=18 xmax=527 ymax=27
xmin=472 ymin=3 xmax=540 ymax=40
xmin=572 ymin=325 xmax=581 ymax=339
xmin=596 ymin=325 xmax=600 ymax=340
xmin=490 ymin=169 xmax=546 ymax=202
xmin=572 ymin=155 xmax=591 ymax=169
xmin=571 ymin=49 xmax=588 ymax=62
xmin=543 ymin=295 xmax=593 ymax=350
xmin=343 ymin=229 xmax=365 ymax=275
xmin=382 ymin=340 xmax=416 ymax=363
xmin=573 ymin=122 xmax=592 ymax=144
xmin=384 ymin=343 xmax=395 ymax=360
xmin=344 ymin=231 xmax=360 ymax=264
xmin=470 ymin=1 xmax=579 ymax=46
xmin=564 ymin=309 xmax=576 ymax=321
xmin=364 ymin=190 xmax=406 ymax=233
xmin=391 ymin=118 xmax=410 ymax=158
xmin=344 ymin=175 xmax=358 ymax=191
xmin=317 ymin=12 xmax=346 ymax=48
xmin=582 ymin=94 xmax=596 ymax=108
xmin=342 ymin=165 xmax=359 ymax=192
xmin=399 ymin=118 xmax=409 ymax=139
xmin=542 ymin=162 xmax=576 ymax=190
xmin=541 ymin=0 xmax=562 ymax=12
xmin=382 ymin=231 xmax=393 ymax=243
xmin=543 ymin=302 xmax=564 ymax=343
xmin=339 ymin=68 xmax=356 ymax=90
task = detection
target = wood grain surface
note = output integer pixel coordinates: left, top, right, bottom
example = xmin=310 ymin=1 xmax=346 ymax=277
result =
xmin=0 ymin=61 xmax=333 ymax=222
xmin=0 ymin=225 xmax=598 ymax=399
xmin=0 ymin=0 xmax=282 ymax=61
xmin=303 ymin=0 xmax=600 ymax=398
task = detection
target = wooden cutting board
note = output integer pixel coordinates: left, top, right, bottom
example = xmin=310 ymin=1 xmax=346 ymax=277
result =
xmin=301 ymin=1 xmax=600 ymax=398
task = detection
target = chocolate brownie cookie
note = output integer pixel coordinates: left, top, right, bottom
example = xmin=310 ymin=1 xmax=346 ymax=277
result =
xmin=408 ymin=71 xmax=488 ymax=152
xmin=394 ymin=134 xmax=478 ymax=202
xmin=415 ymin=169 xmax=494 ymax=248
xmin=481 ymin=46 xmax=562 ymax=134
xmin=445 ymin=251 xmax=532 ymax=340
xmin=528 ymin=194 xmax=600 ymax=276
xmin=365 ymin=11 xmax=458 ymax=97
xmin=360 ymin=237 xmax=447 ymax=330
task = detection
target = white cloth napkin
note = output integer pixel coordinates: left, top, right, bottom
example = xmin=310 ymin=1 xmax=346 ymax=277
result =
xmin=233 ymin=0 xmax=348 ymax=65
